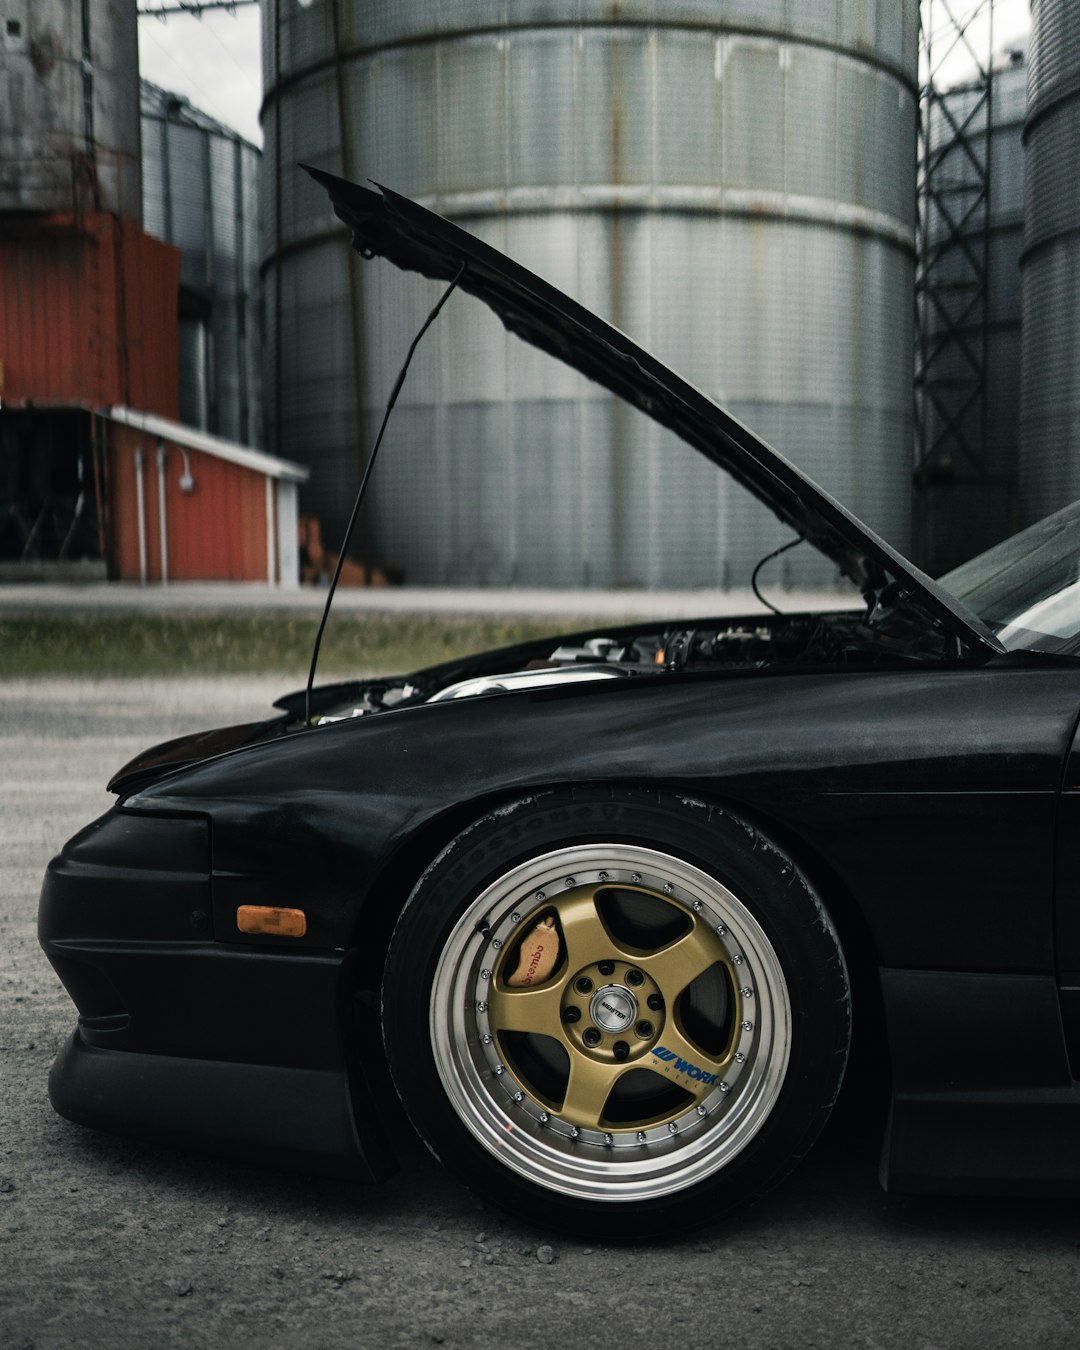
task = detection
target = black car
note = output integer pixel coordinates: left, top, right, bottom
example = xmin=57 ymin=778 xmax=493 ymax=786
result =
xmin=39 ymin=173 xmax=1080 ymax=1238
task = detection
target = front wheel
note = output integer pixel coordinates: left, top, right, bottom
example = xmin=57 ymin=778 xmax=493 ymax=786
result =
xmin=382 ymin=789 xmax=850 ymax=1237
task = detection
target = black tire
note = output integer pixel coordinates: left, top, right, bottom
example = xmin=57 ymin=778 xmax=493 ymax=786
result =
xmin=382 ymin=786 xmax=850 ymax=1238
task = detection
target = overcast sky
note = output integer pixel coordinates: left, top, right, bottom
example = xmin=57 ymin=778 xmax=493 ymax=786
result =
xmin=137 ymin=2 xmax=1033 ymax=154
xmin=138 ymin=5 xmax=263 ymax=145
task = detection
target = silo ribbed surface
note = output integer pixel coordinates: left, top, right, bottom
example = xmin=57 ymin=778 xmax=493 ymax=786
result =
xmin=141 ymin=82 xmax=262 ymax=448
xmin=0 ymin=0 xmax=140 ymax=219
xmin=919 ymin=50 xmax=1027 ymax=571
xmin=1021 ymin=0 xmax=1080 ymax=523
xmin=263 ymin=1 xmax=918 ymax=587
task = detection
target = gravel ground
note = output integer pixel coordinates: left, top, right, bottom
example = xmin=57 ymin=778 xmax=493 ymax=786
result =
xmin=2 ymin=677 xmax=1079 ymax=1349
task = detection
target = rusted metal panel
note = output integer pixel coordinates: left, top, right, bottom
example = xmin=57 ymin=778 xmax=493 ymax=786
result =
xmin=266 ymin=0 xmax=919 ymax=588
xmin=106 ymin=423 xmax=144 ymax=580
xmin=167 ymin=448 xmax=269 ymax=581
xmin=120 ymin=224 xmax=182 ymax=418
xmin=107 ymin=422 xmax=271 ymax=582
xmin=0 ymin=214 xmax=180 ymax=415
xmin=0 ymin=0 xmax=141 ymax=219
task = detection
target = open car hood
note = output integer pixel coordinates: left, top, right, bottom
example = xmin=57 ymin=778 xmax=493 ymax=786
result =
xmin=305 ymin=167 xmax=1002 ymax=656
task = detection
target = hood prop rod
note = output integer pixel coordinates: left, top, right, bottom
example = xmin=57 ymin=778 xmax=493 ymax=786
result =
xmin=304 ymin=260 xmax=467 ymax=726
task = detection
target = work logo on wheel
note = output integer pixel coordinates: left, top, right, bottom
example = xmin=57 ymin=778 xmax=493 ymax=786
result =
xmin=651 ymin=1046 xmax=720 ymax=1086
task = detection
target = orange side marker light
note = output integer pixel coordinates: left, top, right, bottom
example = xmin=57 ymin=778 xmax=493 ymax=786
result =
xmin=236 ymin=905 xmax=307 ymax=938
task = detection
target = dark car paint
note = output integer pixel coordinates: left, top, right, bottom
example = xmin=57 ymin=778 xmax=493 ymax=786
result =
xmin=38 ymin=809 xmax=395 ymax=1180
xmin=880 ymin=968 xmax=1080 ymax=1195
xmin=38 ymin=646 xmax=1080 ymax=1193
xmin=44 ymin=1029 xmax=383 ymax=1181
xmin=125 ymin=657 xmax=1080 ymax=975
xmin=37 ymin=169 xmax=1080 ymax=1202
xmin=107 ymin=718 xmax=287 ymax=796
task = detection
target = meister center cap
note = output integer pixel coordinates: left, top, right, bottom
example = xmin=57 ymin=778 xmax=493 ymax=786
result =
xmin=590 ymin=984 xmax=638 ymax=1033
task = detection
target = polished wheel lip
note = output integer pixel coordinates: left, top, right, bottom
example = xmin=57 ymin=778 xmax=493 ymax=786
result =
xmin=430 ymin=844 xmax=792 ymax=1204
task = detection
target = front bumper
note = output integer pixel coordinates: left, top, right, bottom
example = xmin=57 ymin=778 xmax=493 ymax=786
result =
xmin=39 ymin=807 xmax=396 ymax=1182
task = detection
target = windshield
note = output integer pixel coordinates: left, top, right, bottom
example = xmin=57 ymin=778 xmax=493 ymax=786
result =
xmin=937 ymin=499 xmax=1080 ymax=654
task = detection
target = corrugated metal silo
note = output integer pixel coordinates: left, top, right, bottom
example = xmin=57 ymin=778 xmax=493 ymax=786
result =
xmin=141 ymin=81 xmax=263 ymax=448
xmin=0 ymin=0 xmax=140 ymax=219
xmin=263 ymin=0 xmax=918 ymax=587
xmin=1020 ymin=0 xmax=1080 ymax=522
xmin=916 ymin=47 xmax=1027 ymax=572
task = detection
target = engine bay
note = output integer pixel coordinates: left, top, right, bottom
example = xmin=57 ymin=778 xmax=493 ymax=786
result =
xmin=310 ymin=592 xmax=968 ymax=724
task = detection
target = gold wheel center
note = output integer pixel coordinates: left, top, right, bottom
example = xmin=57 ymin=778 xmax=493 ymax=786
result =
xmin=561 ymin=961 xmax=664 ymax=1062
xmin=485 ymin=875 xmax=742 ymax=1133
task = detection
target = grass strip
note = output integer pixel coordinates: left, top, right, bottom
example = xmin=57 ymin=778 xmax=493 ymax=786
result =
xmin=0 ymin=612 xmax=591 ymax=679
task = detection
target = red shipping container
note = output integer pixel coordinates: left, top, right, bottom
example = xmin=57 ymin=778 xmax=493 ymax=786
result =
xmin=0 ymin=213 xmax=179 ymax=417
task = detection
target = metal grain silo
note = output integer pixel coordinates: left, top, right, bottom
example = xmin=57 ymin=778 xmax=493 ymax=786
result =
xmin=1020 ymin=0 xmax=1080 ymax=522
xmin=263 ymin=0 xmax=918 ymax=587
xmin=141 ymin=82 xmax=263 ymax=448
xmin=0 ymin=0 xmax=140 ymax=219
xmin=916 ymin=47 xmax=1027 ymax=573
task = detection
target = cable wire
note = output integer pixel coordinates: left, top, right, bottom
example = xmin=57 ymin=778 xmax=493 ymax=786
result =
xmin=750 ymin=534 xmax=806 ymax=615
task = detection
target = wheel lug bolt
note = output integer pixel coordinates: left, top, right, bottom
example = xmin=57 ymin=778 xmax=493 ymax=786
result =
xmin=626 ymin=968 xmax=644 ymax=986
xmin=636 ymin=1020 xmax=653 ymax=1038
xmin=563 ymin=1006 xmax=581 ymax=1024
xmin=597 ymin=960 xmax=615 ymax=976
xmin=612 ymin=1040 xmax=630 ymax=1060
xmin=647 ymin=993 xmax=663 ymax=1011
xmin=575 ymin=976 xmax=593 ymax=994
xmin=583 ymin=1028 xmax=601 ymax=1047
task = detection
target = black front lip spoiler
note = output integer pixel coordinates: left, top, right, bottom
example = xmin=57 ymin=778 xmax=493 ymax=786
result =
xmin=49 ymin=1028 xmax=396 ymax=1183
